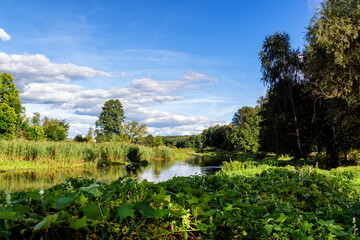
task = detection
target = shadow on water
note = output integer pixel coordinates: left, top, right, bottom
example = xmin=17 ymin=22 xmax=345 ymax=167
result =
xmin=0 ymin=155 xmax=229 ymax=191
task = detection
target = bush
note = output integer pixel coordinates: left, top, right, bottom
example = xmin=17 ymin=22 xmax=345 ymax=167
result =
xmin=127 ymin=146 xmax=142 ymax=163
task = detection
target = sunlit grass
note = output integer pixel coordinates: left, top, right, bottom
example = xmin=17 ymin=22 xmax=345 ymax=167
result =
xmin=0 ymin=140 xmax=185 ymax=171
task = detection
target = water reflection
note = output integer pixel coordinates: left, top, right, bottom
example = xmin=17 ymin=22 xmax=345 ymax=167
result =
xmin=0 ymin=155 xmax=229 ymax=191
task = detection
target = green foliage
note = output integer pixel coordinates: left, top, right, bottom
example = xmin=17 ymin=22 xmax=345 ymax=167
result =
xmin=163 ymin=135 xmax=200 ymax=149
xmin=0 ymin=73 xmax=24 ymax=139
xmin=307 ymin=0 xmax=360 ymax=104
xmin=95 ymin=99 xmax=125 ymax=141
xmin=231 ymin=106 xmax=261 ymax=153
xmin=73 ymin=134 xmax=85 ymax=142
xmin=0 ymin=140 xmax=179 ymax=167
xmin=126 ymin=146 xmax=142 ymax=163
xmin=121 ymin=120 xmax=148 ymax=143
xmin=84 ymin=126 xmax=95 ymax=143
xmin=1 ymin=162 xmax=360 ymax=239
xmin=200 ymin=107 xmax=261 ymax=153
xmin=0 ymin=103 xmax=17 ymax=139
xmin=258 ymin=32 xmax=316 ymax=159
xmin=27 ymin=125 xmax=46 ymax=141
xmin=42 ymin=118 xmax=69 ymax=141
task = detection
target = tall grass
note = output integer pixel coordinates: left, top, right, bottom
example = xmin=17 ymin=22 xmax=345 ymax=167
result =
xmin=0 ymin=140 xmax=178 ymax=170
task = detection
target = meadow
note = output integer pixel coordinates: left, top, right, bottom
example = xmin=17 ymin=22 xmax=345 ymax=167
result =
xmin=1 ymin=155 xmax=360 ymax=239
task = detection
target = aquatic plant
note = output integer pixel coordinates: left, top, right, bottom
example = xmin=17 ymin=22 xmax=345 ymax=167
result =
xmin=1 ymin=162 xmax=360 ymax=239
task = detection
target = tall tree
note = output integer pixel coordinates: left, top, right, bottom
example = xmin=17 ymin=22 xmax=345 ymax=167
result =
xmin=306 ymin=0 xmax=360 ymax=166
xmin=0 ymin=73 xmax=24 ymax=139
xmin=259 ymin=32 xmax=310 ymax=159
xmin=95 ymin=99 xmax=125 ymax=141
xmin=307 ymin=0 xmax=360 ymax=104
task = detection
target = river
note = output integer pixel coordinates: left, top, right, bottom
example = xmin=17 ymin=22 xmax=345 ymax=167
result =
xmin=0 ymin=155 xmax=229 ymax=192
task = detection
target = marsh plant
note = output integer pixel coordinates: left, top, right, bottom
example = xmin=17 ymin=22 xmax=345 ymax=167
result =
xmin=126 ymin=146 xmax=142 ymax=163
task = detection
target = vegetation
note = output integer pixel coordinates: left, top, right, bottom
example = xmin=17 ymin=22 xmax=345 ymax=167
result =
xmin=95 ymin=99 xmax=125 ymax=142
xmin=0 ymin=0 xmax=359 ymax=238
xmin=0 ymin=73 xmax=24 ymax=140
xmin=0 ymin=140 xmax=178 ymax=171
xmin=121 ymin=121 xmax=148 ymax=144
xmin=2 ymin=161 xmax=360 ymax=239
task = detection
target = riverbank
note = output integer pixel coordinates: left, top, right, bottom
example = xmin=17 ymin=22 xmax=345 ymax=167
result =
xmin=1 ymin=160 xmax=360 ymax=239
xmin=0 ymin=140 xmax=190 ymax=171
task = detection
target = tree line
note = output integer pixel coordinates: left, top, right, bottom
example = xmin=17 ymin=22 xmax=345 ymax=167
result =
xmin=162 ymin=0 xmax=360 ymax=167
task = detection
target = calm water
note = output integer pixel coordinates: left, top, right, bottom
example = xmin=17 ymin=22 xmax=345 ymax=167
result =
xmin=0 ymin=155 xmax=229 ymax=192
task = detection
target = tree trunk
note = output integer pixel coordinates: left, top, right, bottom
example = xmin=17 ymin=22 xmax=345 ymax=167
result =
xmin=330 ymin=125 xmax=340 ymax=167
xmin=288 ymin=84 xmax=306 ymax=160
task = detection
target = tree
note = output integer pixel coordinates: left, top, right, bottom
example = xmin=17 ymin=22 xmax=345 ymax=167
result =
xmin=146 ymin=135 xmax=164 ymax=147
xmin=31 ymin=112 xmax=41 ymax=126
xmin=27 ymin=125 xmax=46 ymax=141
xmin=0 ymin=103 xmax=17 ymax=139
xmin=306 ymin=0 xmax=360 ymax=104
xmin=73 ymin=134 xmax=85 ymax=142
xmin=85 ymin=126 xmax=95 ymax=143
xmin=95 ymin=99 xmax=125 ymax=141
xmin=121 ymin=120 xmax=148 ymax=143
xmin=42 ymin=117 xmax=69 ymax=141
xmin=305 ymin=0 xmax=360 ymax=166
xmin=0 ymin=73 xmax=24 ymax=139
xmin=259 ymin=32 xmax=310 ymax=159
xmin=231 ymin=106 xmax=261 ymax=153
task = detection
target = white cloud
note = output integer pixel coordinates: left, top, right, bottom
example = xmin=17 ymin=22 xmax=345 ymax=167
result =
xmin=20 ymin=70 xmax=221 ymax=136
xmin=0 ymin=52 xmax=112 ymax=88
xmin=0 ymin=28 xmax=11 ymax=42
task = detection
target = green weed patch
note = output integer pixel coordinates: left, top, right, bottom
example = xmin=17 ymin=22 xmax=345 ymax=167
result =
xmin=1 ymin=162 xmax=360 ymax=239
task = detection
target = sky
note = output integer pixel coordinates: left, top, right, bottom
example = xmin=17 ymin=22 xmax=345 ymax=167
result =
xmin=0 ymin=0 xmax=320 ymax=137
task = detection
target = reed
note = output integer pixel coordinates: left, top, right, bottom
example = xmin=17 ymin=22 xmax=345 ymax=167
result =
xmin=0 ymin=140 xmax=180 ymax=170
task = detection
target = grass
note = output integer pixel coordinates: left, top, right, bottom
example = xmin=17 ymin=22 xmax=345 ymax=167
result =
xmin=0 ymin=140 xmax=185 ymax=171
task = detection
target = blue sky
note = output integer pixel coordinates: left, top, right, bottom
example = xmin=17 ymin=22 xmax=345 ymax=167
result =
xmin=0 ymin=0 xmax=320 ymax=137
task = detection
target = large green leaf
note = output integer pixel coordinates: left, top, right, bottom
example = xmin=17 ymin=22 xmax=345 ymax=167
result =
xmin=81 ymin=203 xmax=102 ymax=220
xmin=0 ymin=211 xmax=17 ymax=220
xmin=69 ymin=216 xmax=88 ymax=231
xmin=75 ymin=193 xmax=88 ymax=206
xmin=115 ymin=203 xmax=135 ymax=223
xmin=80 ymin=183 xmax=102 ymax=197
xmin=33 ymin=213 xmax=59 ymax=233
xmin=53 ymin=195 xmax=74 ymax=210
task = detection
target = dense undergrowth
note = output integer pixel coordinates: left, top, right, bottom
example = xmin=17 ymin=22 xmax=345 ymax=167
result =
xmin=0 ymin=140 xmax=182 ymax=170
xmin=1 ymin=160 xmax=360 ymax=239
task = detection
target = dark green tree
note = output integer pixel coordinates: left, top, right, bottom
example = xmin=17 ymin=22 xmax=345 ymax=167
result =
xmin=305 ymin=0 xmax=360 ymax=166
xmin=95 ymin=99 xmax=125 ymax=141
xmin=259 ymin=32 xmax=311 ymax=159
xmin=307 ymin=0 xmax=360 ymax=104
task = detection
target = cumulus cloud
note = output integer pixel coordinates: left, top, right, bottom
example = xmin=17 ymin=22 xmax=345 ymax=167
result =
xmin=128 ymin=70 xmax=217 ymax=94
xmin=0 ymin=52 xmax=112 ymax=88
xmin=21 ymin=70 xmax=221 ymax=134
xmin=0 ymin=28 xmax=11 ymax=42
